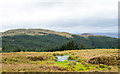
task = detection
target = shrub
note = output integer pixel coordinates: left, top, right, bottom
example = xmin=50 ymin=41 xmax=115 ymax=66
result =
xmin=108 ymin=66 xmax=112 ymax=70
xmin=88 ymin=56 xmax=119 ymax=65
xmin=99 ymin=64 xmax=108 ymax=68
xmin=77 ymin=58 xmax=87 ymax=62
xmin=53 ymin=53 xmax=65 ymax=56
xmin=53 ymin=53 xmax=57 ymax=56
xmin=2 ymin=57 xmax=21 ymax=63
xmin=68 ymin=55 xmax=78 ymax=60
xmin=27 ymin=56 xmax=45 ymax=61
xmin=68 ymin=61 xmax=77 ymax=66
xmin=84 ymin=63 xmax=90 ymax=67
xmin=60 ymin=53 xmax=64 ymax=56
xmin=52 ymin=56 xmax=58 ymax=61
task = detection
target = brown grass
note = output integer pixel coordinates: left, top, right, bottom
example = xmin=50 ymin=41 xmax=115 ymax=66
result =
xmin=2 ymin=49 xmax=118 ymax=72
xmin=2 ymin=29 xmax=73 ymax=38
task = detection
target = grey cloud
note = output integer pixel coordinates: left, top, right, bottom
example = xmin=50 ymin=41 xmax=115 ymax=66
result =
xmin=46 ymin=17 xmax=117 ymax=28
xmin=0 ymin=0 xmax=118 ymax=33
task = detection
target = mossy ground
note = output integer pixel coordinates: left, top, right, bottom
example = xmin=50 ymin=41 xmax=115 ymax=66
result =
xmin=2 ymin=49 xmax=118 ymax=72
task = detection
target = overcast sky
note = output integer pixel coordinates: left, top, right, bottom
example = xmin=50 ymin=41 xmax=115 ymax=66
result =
xmin=0 ymin=0 xmax=119 ymax=33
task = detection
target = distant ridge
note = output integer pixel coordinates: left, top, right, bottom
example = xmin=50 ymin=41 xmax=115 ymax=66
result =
xmin=2 ymin=29 xmax=73 ymax=38
xmin=2 ymin=29 xmax=109 ymax=38
xmin=81 ymin=33 xmax=93 ymax=36
xmin=77 ymin=33 xmax=118 ymax=38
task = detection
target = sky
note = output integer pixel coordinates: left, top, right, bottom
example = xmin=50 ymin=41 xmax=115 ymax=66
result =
xmin=0 ymin=0 xmax=119 ymax=33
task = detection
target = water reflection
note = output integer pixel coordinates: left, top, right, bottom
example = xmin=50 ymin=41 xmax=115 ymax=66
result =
xmin=56 ymin=55 xmax=69 ymax=62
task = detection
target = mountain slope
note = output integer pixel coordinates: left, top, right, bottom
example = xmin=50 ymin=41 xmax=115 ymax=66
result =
xmin=2 ymin=29 xmax=118 ymax=52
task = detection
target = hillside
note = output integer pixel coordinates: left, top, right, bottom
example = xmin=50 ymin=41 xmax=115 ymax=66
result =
xmin=2 ymin=29 xmax=118 ymax=52
xmin=2 ymin=29 xmax=73 ymax=38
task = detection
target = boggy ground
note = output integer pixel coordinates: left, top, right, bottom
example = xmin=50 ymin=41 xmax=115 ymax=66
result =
xmin=2 ymin=49 xmax=119 ymax=72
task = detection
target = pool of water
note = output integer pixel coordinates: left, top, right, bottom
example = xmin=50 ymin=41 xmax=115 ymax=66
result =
xmin=56 ymin=55 xmax=69 ymax=62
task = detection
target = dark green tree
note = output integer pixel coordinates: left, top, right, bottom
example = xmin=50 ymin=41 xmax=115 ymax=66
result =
xmin=80 ymin=43 xmax=84 ymax=49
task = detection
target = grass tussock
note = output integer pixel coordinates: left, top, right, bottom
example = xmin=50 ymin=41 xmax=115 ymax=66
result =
xmin=27 ymin=56 xmax=46 ymax=61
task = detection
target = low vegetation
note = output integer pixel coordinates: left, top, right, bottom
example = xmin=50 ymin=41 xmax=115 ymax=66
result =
xmin=2 ymin=49 xmax=118 ymax=72
xmin=89 ymin=55 xmax=119 ymax=65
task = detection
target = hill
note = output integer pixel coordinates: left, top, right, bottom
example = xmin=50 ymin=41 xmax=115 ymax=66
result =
xmin=2 ymin=29 xmax=118 ymax=52
xmin=2 ymin=29 xmax=73 ymax=38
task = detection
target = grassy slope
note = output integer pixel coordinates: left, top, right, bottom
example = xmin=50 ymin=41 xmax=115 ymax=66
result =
xmin=2 ymin=29 xmax=73 ymax=38
xmin=2 ymin=49 xmax=118 ymax=72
